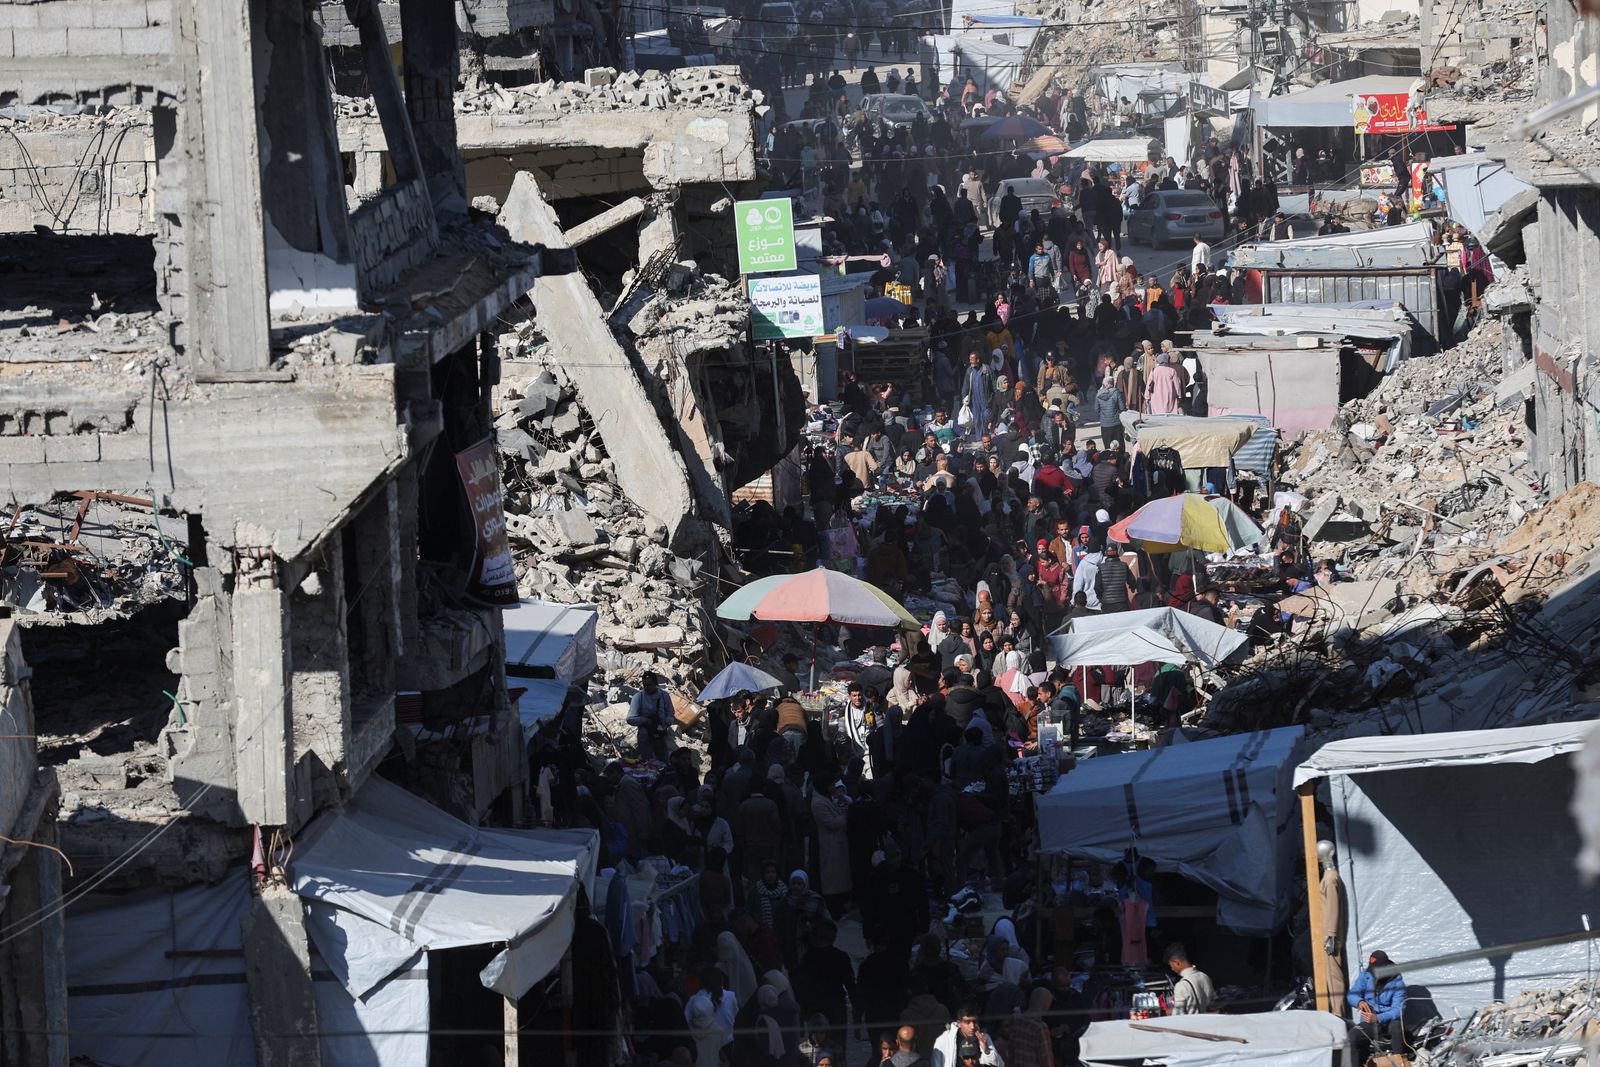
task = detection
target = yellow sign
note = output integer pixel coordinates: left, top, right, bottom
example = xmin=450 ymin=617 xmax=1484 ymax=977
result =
xmin=885 ymin=282 xmax=913 ymax=305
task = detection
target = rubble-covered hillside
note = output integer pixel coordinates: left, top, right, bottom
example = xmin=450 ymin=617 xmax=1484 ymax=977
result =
xmin=1204 ymin=318 xmax=1600 ymax=741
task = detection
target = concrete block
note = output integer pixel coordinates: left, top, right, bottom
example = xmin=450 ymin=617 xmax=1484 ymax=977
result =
xmin=121 ymin=25 xmax=170 ymax=54
xmin=0 ymin=437 xmax=45 ymax=465
xmin=0 ymin=6 xmax=41 ymax=29
xmin=36 ymin=2 xmax=91 ymax=29
xmin=145 ymin=0 xmax=171 ymax=24
xmin=93 ymin=0 xmax=150 ymax=28
xmin=0 ymin=29 xmax=11 ymax=57
xmin=13 ymin=27 xmax=68 ymax=56
xmin=42 ymin=433 xmax=100 ymax=464
xmin=67 ymin=26 xmax=123 ymax=53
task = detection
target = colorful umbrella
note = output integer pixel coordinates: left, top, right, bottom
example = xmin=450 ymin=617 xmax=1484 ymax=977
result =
xmin=716 ymin=569 xmax=918 ymax=689
xmin=715 ymin=568 xmax=917 ymax=628
xmin=1107 ymin=493 xmax=1264 ymax=554
xmin=697 ymin=662 xmax=784 ymax=703
xmin=980 ymin=114 xmax=1051 ymax=141
xmin=1020 ymin=134 xmax=1070 ymax=157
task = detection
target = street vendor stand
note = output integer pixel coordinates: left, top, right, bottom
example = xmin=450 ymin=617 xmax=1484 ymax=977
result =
xmin=1121 ymin=412 xmax=1279 ymax=499
xmin=850 ymin=326 xmax=932 ymax=403
xmin=1037 ymin=726 xmax=1307 ymax=936
xmin=1063 ymin=136 xmax=1161 ymax=192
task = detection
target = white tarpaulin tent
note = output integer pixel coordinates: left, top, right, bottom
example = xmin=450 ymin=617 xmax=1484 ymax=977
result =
xmin=293 ymin=776 xmax=599 ymax=1001
xmin=1050 ymin=624 xmax=1186 ymax=668
xmin=66 ymin=871 xmax=427 ymax=1067
xmin=1037 ymin=726 xmax=1305 ymax=934
xmin=1297 ymin=721 xmax=1600 ymax=1020
xmin=1064 ymin=136 xmax=1160 ymax=164
xmin=1051 ymin=605 xmax=1251 ymax=669
xmin=503 ymin=598 xmax=598 ymax=682
xmin=1079 ymin=1011 xmax=1347 ymax=1067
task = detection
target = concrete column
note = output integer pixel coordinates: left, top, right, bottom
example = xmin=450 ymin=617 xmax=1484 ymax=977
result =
xmin=638 ymin=199 xmax=682 ymax=264
xmin=232 ymin=551 xmax=293 ymax=827
xmin=243 ymin=884 xmax=322 ymax=1067
xmin=400 ymin=0 xmax=467 ymax=209
xmin=173 ymin=0 xmax=272 ymax=373
xmin=353 ymin=151 xmax=386 ymax=197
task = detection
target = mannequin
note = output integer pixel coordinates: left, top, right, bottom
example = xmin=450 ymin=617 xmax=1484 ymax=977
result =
xmin=1317 ymin=839 xmax=1348 ymax=1015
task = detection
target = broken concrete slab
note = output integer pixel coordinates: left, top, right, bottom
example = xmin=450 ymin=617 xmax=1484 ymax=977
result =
xmin=496 ymin=172 xmax=695 ymax=549
xmin=549 ymin=506 xmax=598 ymax=547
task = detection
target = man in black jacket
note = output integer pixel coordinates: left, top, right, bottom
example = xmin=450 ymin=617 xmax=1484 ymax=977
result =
xmin=1095 ymin=542 xmax=1136 ymax=613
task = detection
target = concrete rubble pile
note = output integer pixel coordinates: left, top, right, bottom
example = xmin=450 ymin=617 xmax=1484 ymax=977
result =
xmin=494 ymin=366 xmax=715 ymax=748
xmin=1416 ymin=980 xmax=1600 ymax=1065
xmin=1203 ymin=319 xmax=1600 ymax=739
xmin=0 ymin=495 xmax=188 ymax=618
xmin=334 ymin=65 xmax=758 ymax=120
xmin=1281 ymin=319 xmax=1553 ymax=597
xmin=1019 ymin=0 xmax=1187 ymax=94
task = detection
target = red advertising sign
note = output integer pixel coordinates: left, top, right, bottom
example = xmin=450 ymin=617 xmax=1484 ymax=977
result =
xmin=454 ymin=436 xmax=519 ymax=606
xmin=1353 ymin=92 xmax=1456 ymax=135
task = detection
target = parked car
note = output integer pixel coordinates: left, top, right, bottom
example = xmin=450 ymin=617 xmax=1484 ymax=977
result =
xmin=986 ymin=177 xmax=1067 ymax=230
xmin=756 ymin=1 xmax=800 ymax=37
xmin=1126 ymin=189 xmax=1226 ymax=248
xmin=856 ymin=93 xmax=934 ymax=139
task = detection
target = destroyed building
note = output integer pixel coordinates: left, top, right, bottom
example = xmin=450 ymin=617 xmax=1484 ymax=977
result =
xmin=0 ymin=0 xmax=798 ymax=1062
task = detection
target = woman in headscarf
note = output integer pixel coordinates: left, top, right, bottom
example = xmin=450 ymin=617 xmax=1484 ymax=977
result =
xmin=716 ymin=929 xmax=760 ymax=1010
xmin=957 ymin=618 xmax=979 ymax=658
xmin=747 ymin=860 xmax=790 ymax=942
xmin=973 ymin=603 xmax=1002 ymax=641
xmin=1145 ymin=350 xmax=1185 ymax=415
xmin=1094 ymin=237 xmax=1119 ymax=294
xmin=739 ymin=984 xmax=789 ymax=1067
xmin=979 ymin=916 xmax=1029 ymax=980
xmin=810 ymin=781 xmax=854 ymax=917
xmin=888 ymin=665 xmax=920 ymax=712
xmin=785 ymin=869 xmax=827 ymax=961
xmin=894 ymin=447 xmax=918 ymax=482
xmin=687 ymin=999 xmax=724 ymax=1067
xmin=986 ymin=956 xmax=1032 ymax=1018
xmin=974 ymin=630 xmax=1001 ymax=675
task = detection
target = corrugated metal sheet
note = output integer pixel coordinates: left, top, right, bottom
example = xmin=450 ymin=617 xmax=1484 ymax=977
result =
xmin=1263 ymin=271 xmax=1444 ymax=342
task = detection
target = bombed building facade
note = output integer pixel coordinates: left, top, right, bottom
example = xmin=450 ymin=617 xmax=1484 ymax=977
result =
xmin=0 ymin=1 xmax=794 ymax=1063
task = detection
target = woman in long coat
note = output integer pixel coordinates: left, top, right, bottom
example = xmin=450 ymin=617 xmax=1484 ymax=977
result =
xmin=810 ymin=780 xmax=853 ymax=917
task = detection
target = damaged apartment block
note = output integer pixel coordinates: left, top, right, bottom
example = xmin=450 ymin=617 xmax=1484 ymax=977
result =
xmin=0 ymin=1 xmax=798 ymax=1062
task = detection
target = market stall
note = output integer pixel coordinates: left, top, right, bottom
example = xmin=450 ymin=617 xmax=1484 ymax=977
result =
xmin=1037 ymin=726 xmax=1307 ymax=936
xmin=1295 ymin=721 xmax=1600 ymax=1020
xmin=1122 ymin=412 xmax=1279 ymax=496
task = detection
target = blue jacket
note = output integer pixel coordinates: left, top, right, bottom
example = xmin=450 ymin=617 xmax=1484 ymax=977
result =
xmin=1348 ymin=968 xmax=1406 ymax=1024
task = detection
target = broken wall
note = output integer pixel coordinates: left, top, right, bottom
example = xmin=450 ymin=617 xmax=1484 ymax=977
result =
xmin=0 ymin=110 xmax=155 ymax=235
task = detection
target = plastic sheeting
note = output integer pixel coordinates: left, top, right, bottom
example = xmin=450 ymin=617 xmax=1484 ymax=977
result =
xmin=1079 ymin=1011 xmax=1347 ymax=1066
xmin=1296 ymin=721 xmax=1600 ymax=1019
xmin=503 ymin=598 xmax=598 ymax=682
xmin=1064 ymin=136 xmax=1160 ymax=163
xmin=1051 ymin=605 xmax=1252 ymax=669
xmin=66 ymin=870 xmax=428 ymax=1067
xmin=67 ymin=874 xmax=259 ymax=1067
xmin=1037 ymin=726 xmax=1305 ymax=934
xmin=293 ymin=776 xmax=599 ymax=1000
xmin=1049 ymin=624 xmax=1186 ymax=667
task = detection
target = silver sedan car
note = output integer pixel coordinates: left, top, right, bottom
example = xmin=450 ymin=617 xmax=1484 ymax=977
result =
xmin=1127 ymin=189 xmax=1226 ymax=248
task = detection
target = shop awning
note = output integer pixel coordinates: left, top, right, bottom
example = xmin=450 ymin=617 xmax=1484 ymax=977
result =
xmin=293 ymin=776 xmax=599 ymax=1000
xmin=1294 ymin=720 xmax=1591 ymax=788
xmin=503 ymin=598 xmax=598 ymax=682
xmin=1120 ymin=413 xmax=1257 ymax=467
xmin=1081 ymin=1011 xmax=1347 ymax=1067
xmin=1063 ymin=136 xmax=1160 ymax=163
xmin=1252 ymin=75 xmax=1416 ymax=128
xmin=1294 ymin=721 xmax=1600 ymax=1018
xmin=1037 ymin=726 xmax=1306 ymax=934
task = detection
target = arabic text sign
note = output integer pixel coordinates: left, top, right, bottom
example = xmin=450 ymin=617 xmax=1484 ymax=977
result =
xmin=735 ymin=198 xmax=797 ymax=273
xmin=455 ymin=437 xmax=519 ymax=606
xmin=1353 ymin=92 xmax=1456 ymax=136
xmin=749 ymin=273 xmax=824 ymax=340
